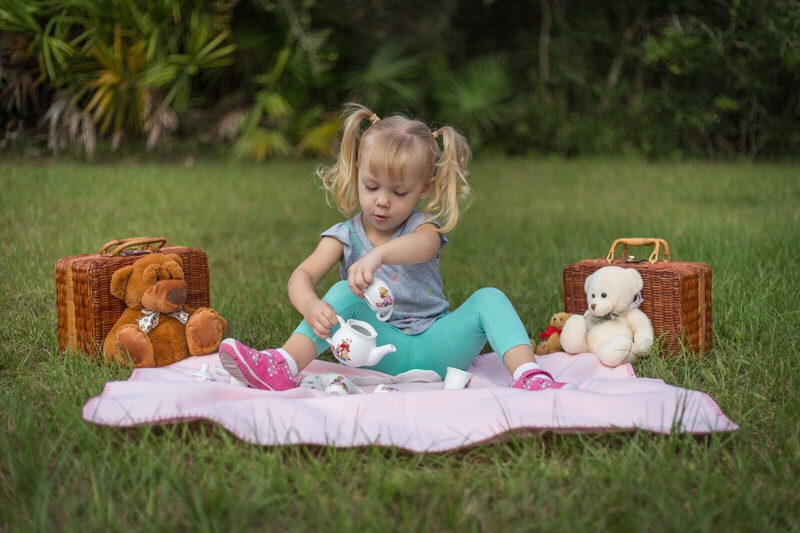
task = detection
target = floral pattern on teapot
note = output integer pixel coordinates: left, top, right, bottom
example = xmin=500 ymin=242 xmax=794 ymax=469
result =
xmin=333 ymin=338 xmax=352 ymax=362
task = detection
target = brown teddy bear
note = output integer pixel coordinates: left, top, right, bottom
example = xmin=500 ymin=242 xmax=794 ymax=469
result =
xmin=534 ymin=312 xmax=573 ymax=355
xmin=102 ymin=253 xmax=228 ymax=368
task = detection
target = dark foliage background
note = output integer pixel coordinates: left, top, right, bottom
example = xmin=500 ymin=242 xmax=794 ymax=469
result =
xmin=1 ymin=0 xmax=798 ymax=159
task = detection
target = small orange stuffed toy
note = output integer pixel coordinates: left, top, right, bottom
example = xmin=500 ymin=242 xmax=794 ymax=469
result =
xmin=102 ymin=253 xmax=228 ymax=367
xmin=534 ymin=312 xmax=573 ymax=355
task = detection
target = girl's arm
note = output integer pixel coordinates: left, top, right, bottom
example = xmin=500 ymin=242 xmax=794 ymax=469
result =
xmin=347 ymin=223 xmax=441 ymax=296
xmin=288 ymin=236 xmax=343 ymax=338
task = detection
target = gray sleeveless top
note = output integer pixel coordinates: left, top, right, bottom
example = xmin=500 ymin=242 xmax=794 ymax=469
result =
xmin=321 ymin=211 xmax=449 ymax=334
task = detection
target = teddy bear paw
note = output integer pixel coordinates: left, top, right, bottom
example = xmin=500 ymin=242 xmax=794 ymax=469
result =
xmin=534 ymin=334 xmax=563 ymax=355
xmin=112 ymin=324 xmax=156 ymax=367
xmin=598 ymin=336 xmax=636 ymax=367
xmin=559 ymin=315 xmax=588 ymax=354
xmin=186 ymin=308 xmax=228 ymax=355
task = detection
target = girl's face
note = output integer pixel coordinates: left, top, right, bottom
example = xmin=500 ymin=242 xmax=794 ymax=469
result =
xmin=357 ymin=143 xmax=433 ymax=239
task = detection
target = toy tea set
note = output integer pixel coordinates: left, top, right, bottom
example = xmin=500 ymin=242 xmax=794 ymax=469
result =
xmin=323 ymin=278 xmax=474 ymax=391
xmin=326 ymin=277 xmax=397 ymax=368
xmin=305 ymin=278 xmax=404 ymax=394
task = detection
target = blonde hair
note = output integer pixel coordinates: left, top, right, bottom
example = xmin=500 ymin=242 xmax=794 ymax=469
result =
xmin=317 ymin=103 xmax=472 ymax=233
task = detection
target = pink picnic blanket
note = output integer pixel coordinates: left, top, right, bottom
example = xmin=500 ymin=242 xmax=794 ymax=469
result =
xmin=82 ymin=352 xmax=738 ymax=452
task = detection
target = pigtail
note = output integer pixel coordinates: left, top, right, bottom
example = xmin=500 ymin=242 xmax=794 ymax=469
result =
xmin=317 ymin=103 xmax=378 ymax=216
xmin=425 ymin=126 xmax=473 ymax=234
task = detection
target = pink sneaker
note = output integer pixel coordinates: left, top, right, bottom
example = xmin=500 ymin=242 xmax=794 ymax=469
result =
xmin=218 ymin=338 xmax=300 ymax=391
xmin=512 ymin=369 xmax=575 ymax=391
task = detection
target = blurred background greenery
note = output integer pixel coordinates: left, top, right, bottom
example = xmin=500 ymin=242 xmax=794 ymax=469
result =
xmin=1 ymin=0 xmax=798 ymax=160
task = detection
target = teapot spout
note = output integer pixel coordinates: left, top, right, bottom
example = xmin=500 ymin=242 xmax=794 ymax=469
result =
xmin=367 ymin=343 xmax=396 ymax=365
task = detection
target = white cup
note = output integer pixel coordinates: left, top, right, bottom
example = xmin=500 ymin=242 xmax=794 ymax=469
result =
xmin=363 ymin=277 xmax=394 ymax=322
xmin=443 ymin=367 xmax=473 ymax=390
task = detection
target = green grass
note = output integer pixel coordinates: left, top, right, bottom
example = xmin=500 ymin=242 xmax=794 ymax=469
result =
xmin=1 ymin=156 xmax=798 ymax=531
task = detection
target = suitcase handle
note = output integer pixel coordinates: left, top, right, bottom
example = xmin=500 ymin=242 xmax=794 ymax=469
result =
xmin=606 ymin=238 xmax=671 ymax=264
xmin=99 ymin=237 xmax=167 ymax=256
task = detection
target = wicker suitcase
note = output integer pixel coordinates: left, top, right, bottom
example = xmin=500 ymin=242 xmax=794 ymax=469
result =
xmin=562 ymin=238 xmax=712 ymax=355
xmin=55 ymin=237 xmax=211 ymax=356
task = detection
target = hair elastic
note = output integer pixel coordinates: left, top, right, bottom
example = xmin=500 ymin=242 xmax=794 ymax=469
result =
xmin=432 ymin=128 xmax=442 ymax=139
xmin=368 ymin=113 xmax=380 ymax=125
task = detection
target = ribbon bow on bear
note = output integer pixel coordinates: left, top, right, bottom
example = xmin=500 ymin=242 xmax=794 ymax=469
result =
xmin=137 ymin=308 xmax=190 ymax=333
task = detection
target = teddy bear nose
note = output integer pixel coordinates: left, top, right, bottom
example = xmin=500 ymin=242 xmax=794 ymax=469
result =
xmin=167 ymin=288 xmax=186 ymax=304
xmin=590 ymin=303 xmax=596 ymax=311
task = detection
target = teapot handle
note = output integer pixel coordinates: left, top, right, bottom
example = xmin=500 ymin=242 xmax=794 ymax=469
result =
xmin=325 ymin=315 xmax=347 ymax=346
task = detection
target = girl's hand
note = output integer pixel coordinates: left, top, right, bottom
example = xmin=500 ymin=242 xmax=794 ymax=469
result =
xmin=288 ymin=236 xmax=343 ymax=337
xmin=304 ymin=299 xmax=339 ymax=339
xmin=347 ymin=251 xmax=383 ymax=297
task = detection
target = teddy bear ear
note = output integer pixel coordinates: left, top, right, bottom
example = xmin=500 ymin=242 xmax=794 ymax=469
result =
xmin=110 ymin=265 xmax=135 ymax=300
xmin=627 ymin=268 xmax=644 ymax=292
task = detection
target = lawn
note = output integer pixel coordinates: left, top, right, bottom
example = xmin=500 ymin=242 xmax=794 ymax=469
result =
xmin=1 ymin=156 xmax=798 ymax=531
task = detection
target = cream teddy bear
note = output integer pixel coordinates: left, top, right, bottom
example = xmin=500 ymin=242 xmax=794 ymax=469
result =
xmin=560 ymin=266 xmax=654 ymax=367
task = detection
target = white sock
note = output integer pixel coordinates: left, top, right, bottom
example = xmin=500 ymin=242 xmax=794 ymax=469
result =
xmin=276 ymin=348 xmax=299 ymax=376
xmin=512 ymin=362 xmax=540 ymax=381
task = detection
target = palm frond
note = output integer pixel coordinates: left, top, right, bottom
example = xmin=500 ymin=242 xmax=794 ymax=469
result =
xmin=433 ymin=54 xmax=515 ymax=147
xmin=345 ymin=44 xmax=424 ymax=111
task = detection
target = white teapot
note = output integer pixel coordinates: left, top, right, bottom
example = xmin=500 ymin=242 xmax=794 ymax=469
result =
xmin=325 ymin=316 xmax=396 ymax=367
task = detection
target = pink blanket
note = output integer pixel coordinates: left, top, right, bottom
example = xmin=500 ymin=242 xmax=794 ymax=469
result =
xmin=82 ymin=352 xmax=738 ymax=452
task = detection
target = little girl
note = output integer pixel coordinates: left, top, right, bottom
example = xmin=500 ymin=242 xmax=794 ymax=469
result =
xmin=219 ymin=103 xmax=571 ymax=392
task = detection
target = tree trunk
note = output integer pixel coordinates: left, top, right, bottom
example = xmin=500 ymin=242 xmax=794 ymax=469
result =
xmin=539 ymin=0 xmax=552 ymax=83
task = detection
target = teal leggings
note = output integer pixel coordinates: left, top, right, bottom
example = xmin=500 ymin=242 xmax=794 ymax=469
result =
xmin=294 ymin=280 xmax=532 ymax=378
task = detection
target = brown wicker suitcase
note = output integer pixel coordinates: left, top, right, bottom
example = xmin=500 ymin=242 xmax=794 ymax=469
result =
xmin=562 ymin=238 xmax=712 ymax=355
xmin=55 ymin=237 xmax=211 ymax=356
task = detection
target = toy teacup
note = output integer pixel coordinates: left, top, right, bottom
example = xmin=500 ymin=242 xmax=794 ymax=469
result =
xmin=363 ymin=277 xmax=394 ymax=321
xmin=443 ymin=367 xmax=473 ymax=389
